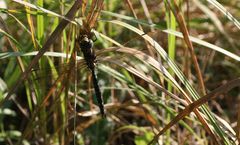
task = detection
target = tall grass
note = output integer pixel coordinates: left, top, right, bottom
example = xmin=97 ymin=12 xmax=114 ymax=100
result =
xmin=0 ymin=0 xmax=239 ymax=144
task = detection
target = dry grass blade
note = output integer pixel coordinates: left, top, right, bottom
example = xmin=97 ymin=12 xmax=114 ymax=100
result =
xmin=90 ymin=0 xmax=104 ymax=29
xmin=165 ymin=1 xmax=218 ymax=140
xmin=38 ymin=63 xmax=76 ymax=111
xmin=238 ymin=107 xmax=240 ymax=142
xmin=21 ymin=50 xmax=79 ymax=141
xmin=86 ymin=0 xmax=98 ymax=24
xmin=19 ymin=86 xmax=67 ymax=144
xmin=106 ymin=47 xmax=187 ymax=105
xmin=206 ymin=0 xmax=240 ymax=30
xmin=24 ymin=2 xmax=38 ymax=49
xmin=125 ymin=0 xmax=138 ymax=19
xmin=87 ymin=0 xmax=104 ymax=29
xmin=166 ymin=0 xmax=206 ymax=95
xmin=0 ymin=0 xmax=82 ymax=106
xmin=17 ymin=52 xmax=78 ymax=143
xmin=81 ymin=0 xmax=88 ymax=17
xmin=109 ymin=19 xmax=220 ymax=143
xmin=124 ymin=0 xmax=154 ymax=57
xmin=193 ymin=0 xmax=235 ymax=49
xmin=148 ymin=78 xmax=240 ymax=145
xmin=0 ymin=17 xmax=29 ymax=118
xmin=0 ymin=17 xmax=24 ymax=71
xmin=162 ymin=30 xmax=240 ymax=61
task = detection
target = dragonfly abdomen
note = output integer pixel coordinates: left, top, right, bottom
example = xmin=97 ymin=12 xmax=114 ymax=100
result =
xmin=92 ymin=70 xmax=105 ymax=117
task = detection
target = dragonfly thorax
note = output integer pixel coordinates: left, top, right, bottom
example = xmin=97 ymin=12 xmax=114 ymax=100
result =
xmin=79 ymin=35 xmax=94 ymax=50
xmin=78 ymin=34 xmax=95 ymax=70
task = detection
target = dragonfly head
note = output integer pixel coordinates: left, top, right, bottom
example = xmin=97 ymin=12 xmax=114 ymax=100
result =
xmin=78 ymin=35 xmax=94 ymax=50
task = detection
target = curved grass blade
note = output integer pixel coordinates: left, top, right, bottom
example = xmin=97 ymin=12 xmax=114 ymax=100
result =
xmin=108 ymin=20 xmax=233 ymax=144
xmin=148 ymin=78 xmax=240 ymax=144
xmin=100 ymin=12 xmax=240 ymax=61
xmin=206 ymin=0 xmax=240 ymax=30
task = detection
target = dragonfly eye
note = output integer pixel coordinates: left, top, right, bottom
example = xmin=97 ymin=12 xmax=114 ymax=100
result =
xmin=79 ymin=36 xmax=94 ymax=49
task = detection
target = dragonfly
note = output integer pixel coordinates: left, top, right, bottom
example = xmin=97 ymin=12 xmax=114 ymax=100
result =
xmin=74 ymin=0 xmax=105 ymax=117
xmin=29 ymin=0 xmax=163 ymax=119
xmin=28 ymin=0 xmax=106 ymax=117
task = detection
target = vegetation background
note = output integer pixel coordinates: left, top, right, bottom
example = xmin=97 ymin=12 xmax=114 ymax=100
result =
xmin=0 ymin=0 xmax=239 ymax=145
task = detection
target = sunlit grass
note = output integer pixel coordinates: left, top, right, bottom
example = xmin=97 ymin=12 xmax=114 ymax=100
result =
xmin=0 ymin=0 xmax=239 ymax=144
